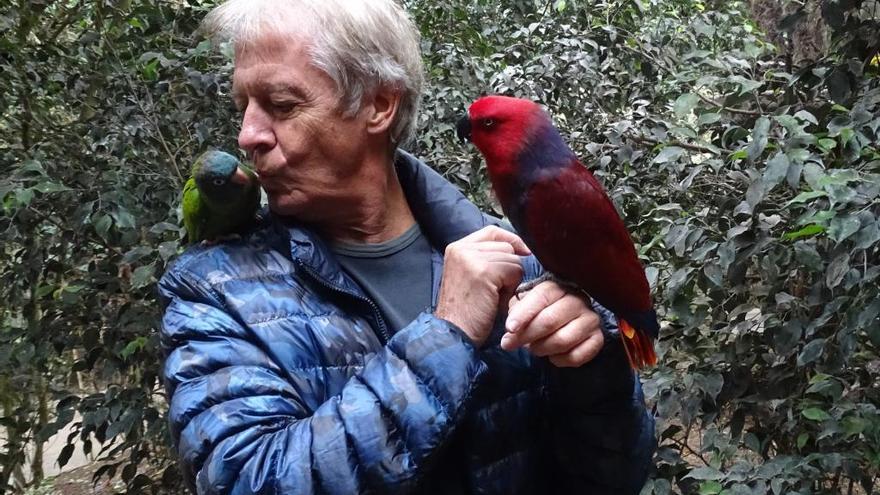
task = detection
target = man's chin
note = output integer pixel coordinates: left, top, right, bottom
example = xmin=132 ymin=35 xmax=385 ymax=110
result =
xmin=268 ymin=195 xmax=313 ymax=221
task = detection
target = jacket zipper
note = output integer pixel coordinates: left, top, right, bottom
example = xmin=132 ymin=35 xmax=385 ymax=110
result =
xmin=295 ymin=260 xmax=392 ymax=344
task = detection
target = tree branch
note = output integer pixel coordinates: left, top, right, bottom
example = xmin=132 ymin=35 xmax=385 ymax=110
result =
xmin=693 ymin=88 xmax=763 ymax=117
xmin=27 ymin=206 xmax=123 ymax=258
xmin=104 ymin=42 xmax=186 ymax=184
xmin=629 ymin=133 xmax=727 ymax=155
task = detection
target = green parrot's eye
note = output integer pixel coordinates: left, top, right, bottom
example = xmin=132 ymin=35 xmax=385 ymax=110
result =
xmin=481 ymin=118 xmax=496 ymax=129
xmin=213 ymin=178 xmax=225 ymax=186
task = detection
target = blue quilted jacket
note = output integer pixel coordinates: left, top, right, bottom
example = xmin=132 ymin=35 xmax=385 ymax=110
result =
xmin=159 ymin=151 xmax=656 ymax=495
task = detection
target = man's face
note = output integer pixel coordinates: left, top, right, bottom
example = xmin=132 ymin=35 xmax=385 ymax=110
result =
xmin=233 ymin=36 xmax=374 ymax=222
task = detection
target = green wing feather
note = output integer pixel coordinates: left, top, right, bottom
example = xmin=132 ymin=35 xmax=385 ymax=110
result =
xmin=182 ymin=177 xmax=206 ymax=242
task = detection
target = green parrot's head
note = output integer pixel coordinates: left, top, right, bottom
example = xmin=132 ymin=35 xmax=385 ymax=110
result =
xmin=193 ymin=150 xmax=254 ymax=201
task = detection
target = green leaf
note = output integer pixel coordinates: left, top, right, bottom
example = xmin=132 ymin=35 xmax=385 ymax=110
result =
xmin=747 ymin=117 xmax=770 ymax=161
xmin=130 ymin=264 xmax=155 ymax=290
xmin=798 ymin=339 xmax=826 ymax=365
xmin=802 ymin=407 xmax=830 ymax=421
xmin=699 ymin=481 xmax=723 ymax=495
xmin=794 ymin=110 xmax=818 ymax=125
xmin=120 ymin=336 xmax=148 ymax=359
xmin=142 ymin=58 xmax=159 ymax=81
xmin=674 ymin=93 xmax=700 ymax=118
xmin=854 ymin=221 xmax=880 ymax=250
xmin=92 ymin=213 xmax=112 ymax=238
xmin=14 ymin=188 xmax=34 ymax=207
xmin=857 ymin=300 xmax=880 ymax=327
xmin=782 ymin=224 xmax=825 ymax=240
xmin=817 ymin=138 xmax=837 ymax=152
xmin=797 ymin=209 xmax=835 ymax=226
xmin=784 ymin=190 xmax=827 ymax=207
xmin=763 ymin=152 xmax=789 ymax=187
xmin=825 ymin=253 xmax=850 ymax=288
xmin=112 ymin=207 xmax=137 ymax=230
xmin=746 ymin=178 xmax=765 ymax=208
xmin=193 ymin=39 xmax=212 ymax=57
xmin=795 ymin=242 xmax=823 ymax=271
xmin=797 ymin=433 xmax=809 ymax=449
xmin=787 ymin=148 xmax=811 ymax=163
xmin=803 ymin=162 xmax=826 ymax=189
xmin=653 ymin=146 xmax=685 ymax=164
xmin=827 ymin=115 xmax=852 ymax=136
xmin=729 ymin=75 xmax=763 ymax=95
xmin=698 ymin=112 xmax=722 ymax=125
xmin=158 ymin=240 xmax=180 ymax=261
xmin=827 ymin=215 xmax=860 ymax=243
xmin=687 ymin=466 xmax=725 ymax=481
xmin=122 ymin=246 xmax=154 ymax=264
xmin=33 ymin=181 xmax=71 ymax=194
xmin=729 ymin=149 xmax=748 ymax=161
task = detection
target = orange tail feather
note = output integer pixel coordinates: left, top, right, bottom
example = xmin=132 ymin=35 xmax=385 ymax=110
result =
xmin=619 ymin=318 xmax=657 ymax=370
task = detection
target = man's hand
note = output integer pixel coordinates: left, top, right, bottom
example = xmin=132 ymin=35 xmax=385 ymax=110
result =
xmin=435 ymin=226 xmax=531 ymax=347
xmin=501 ymin=281 xmax=604 ymax=367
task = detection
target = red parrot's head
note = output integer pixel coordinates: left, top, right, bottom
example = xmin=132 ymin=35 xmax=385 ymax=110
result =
xmin=457 ymin=95 xmax=548 ymax=172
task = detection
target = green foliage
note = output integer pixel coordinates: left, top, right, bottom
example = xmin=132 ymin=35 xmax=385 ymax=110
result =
xmin=0 ymin=0 xmax=234 ymax=492
xmin=413 ymin=0 xmax=879 ymax=493
xmin=1 ymin=0 xmax=877 ymax=493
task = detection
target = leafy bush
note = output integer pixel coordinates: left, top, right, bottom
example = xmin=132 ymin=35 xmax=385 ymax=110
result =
xmin=409 ymin=1 xmax=879 ymax=493
xmin=1 ymin=0 xmax=877 ymax=493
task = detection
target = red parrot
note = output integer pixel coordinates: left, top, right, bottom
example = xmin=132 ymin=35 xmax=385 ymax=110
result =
xmin=456 ymin=95 xmax=658 ymax=369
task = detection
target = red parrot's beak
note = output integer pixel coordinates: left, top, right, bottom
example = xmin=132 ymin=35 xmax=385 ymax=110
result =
xmin=456 ymin=116 xmax=472 ymax=143
xmin=231 ymin=167 xmax=250 ymax=185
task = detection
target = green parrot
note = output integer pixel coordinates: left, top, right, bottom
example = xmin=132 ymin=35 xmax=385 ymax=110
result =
xmin=183 ymin=150 xmax=261 ymax=243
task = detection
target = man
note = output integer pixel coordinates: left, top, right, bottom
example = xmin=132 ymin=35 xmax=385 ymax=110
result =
xmin=159 ymin=0 xmax=656 ymax=493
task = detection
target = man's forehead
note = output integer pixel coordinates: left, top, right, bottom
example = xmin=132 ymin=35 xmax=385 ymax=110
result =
xmin=231 ymin=35 xmax=320 ymax=89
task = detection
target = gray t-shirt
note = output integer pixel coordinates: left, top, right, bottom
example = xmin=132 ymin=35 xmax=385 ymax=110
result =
xmin=331 ymin=222 xmax=433 ymax=334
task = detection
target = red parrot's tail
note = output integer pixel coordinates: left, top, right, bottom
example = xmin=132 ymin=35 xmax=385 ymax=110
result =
xmin=618 ymin=319 xmax=657 ymax=370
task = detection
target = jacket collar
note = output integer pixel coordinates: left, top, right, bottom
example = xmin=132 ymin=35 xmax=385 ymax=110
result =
xmin=271 ymin=150 xmax=489 ymax=289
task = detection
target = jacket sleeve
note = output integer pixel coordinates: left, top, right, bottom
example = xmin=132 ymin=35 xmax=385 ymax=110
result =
xmin=159 ymin=264 xmax=487 ymax=495
xmin=545 ymin=302 xmax=656 ymax=494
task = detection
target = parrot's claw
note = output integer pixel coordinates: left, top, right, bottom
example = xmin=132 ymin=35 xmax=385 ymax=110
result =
xmin=515 ymin=273 xmax=553 ymax=297
xmin=515 ymin=273 xmax=582 ymax=299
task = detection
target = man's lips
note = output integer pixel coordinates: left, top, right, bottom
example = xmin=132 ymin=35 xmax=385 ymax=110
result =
xmin=230 ymin=167 xmax=251 ymax=185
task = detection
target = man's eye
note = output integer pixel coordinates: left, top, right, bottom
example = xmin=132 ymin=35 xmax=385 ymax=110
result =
xmin=271 ymin=101 xmax=297 ymax=113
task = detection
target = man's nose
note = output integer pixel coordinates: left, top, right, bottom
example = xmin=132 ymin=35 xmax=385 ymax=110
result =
xmin=238 ymin=104 xmax=275 ymax=158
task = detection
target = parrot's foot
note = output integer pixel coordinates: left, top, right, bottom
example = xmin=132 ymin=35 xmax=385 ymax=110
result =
xmin=515 ymin=273 xmax=582 ymax=299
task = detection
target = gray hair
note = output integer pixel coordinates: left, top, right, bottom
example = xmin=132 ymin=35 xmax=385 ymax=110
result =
xmin=202 ymin=0 xmax=424 ymax=146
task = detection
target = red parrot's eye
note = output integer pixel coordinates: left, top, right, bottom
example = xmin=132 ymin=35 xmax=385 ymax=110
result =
xmin=481 ymin=118 xmax=496 ymax=129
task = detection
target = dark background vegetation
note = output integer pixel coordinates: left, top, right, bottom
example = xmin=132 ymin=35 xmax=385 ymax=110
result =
xmin=1 ymin=0 xmax=878 ymax=493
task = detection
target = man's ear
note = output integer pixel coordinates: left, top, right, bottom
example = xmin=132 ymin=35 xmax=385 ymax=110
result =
xmin=364 ymin=86 xmax=401 ymax=136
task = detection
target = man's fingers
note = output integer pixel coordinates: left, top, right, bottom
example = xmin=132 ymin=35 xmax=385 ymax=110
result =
xmin=505 ymin=281 xmax=567 ymax=334
xmin=501 ymin=292 xmax=584 ymax=350
xmin=548 ymin=330 xmax=604 ymax=368
xmin=527 ymin=313 xmax=597 ymax=357
xmin=463 ymin=226 xmax=532 ymax=256
xmin=472 ymin=241 xmax=517 ymax=254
